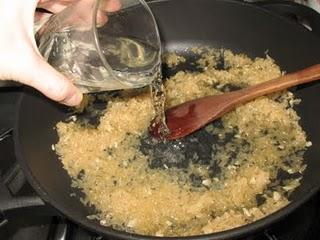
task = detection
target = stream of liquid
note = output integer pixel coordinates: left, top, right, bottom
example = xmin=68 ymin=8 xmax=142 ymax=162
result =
xmin=150 ymin=70 xmax=170 ymax=139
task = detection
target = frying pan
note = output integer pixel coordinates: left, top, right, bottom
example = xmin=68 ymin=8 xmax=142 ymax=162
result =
xmin=5 ymin=0 xmax=320 ymax=239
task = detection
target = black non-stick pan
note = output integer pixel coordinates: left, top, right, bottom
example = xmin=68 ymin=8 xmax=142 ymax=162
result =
xmin=8 ymin=0 xmax=320 ymax=239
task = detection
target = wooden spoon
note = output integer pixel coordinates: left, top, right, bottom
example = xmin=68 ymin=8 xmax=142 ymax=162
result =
xmin=149 ymin=64 xmax=320 ymax=140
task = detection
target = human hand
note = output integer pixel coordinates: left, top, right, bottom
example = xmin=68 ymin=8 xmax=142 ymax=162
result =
xmin=0 ymin=0 xmax=120 ymax=106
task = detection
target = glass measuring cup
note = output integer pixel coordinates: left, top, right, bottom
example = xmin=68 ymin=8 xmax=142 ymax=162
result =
xmin=37 ymin=0 xmax=161 ymax=93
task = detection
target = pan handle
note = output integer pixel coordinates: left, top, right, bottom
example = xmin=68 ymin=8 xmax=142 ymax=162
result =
xmin=251 ymin=0 xmax=320 ymax=38
xmin=0 ymin=181 xmax=51 ymax=228
xmin=0 ymin=197 xmax=47 ymax=227
xmin=0 ymin=130 xmax=58 ymax=228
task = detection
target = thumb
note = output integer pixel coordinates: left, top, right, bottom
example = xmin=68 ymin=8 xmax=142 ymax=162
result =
xmin=20 ymin=56 xmax=83 ymax=106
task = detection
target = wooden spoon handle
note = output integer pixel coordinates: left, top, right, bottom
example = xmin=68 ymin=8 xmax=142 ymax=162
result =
xmin=233 ymin=64 xmax=320 ymax=104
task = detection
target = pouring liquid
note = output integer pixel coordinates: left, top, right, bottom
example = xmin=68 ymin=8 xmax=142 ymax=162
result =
xmin=150 ymin=71 xmax=170 ymax=139
xmin=38 ymin=29 xmax=168 ymax=134
xmin=39 ymin=30 xmax=161 ymax=92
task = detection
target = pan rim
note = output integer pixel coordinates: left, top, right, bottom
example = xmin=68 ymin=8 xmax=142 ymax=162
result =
xmin=14 ymin=90 xmax=320 ymax=239
xmin=150 ymin=0 xmax=320 ymax=41
xmin=14 ymin=0 xmax=320 ymax=239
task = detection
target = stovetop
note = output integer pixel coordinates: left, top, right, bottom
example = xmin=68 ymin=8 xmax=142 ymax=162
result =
xmin=1 ymin=1 xmax=320 ymax=238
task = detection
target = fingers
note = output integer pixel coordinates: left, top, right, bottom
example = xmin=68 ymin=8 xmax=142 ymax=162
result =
xmin=0 ymin=43 xmax=82 ymax=106
xmin=38 ymin=0 xmax=121 ymax=14
xmin=99 ymin=0 xmax=122 ymax=12
xmin=20 ymin=55 xmax=83 ymax=106
xmin=38 ymin=0 xmax=76 ymax=14
xmin=36 ymin=0 xmax=122 ymax=32
xmin=0 ymin=0 xmax=83 ymax=106
xmin=31 ymin=0 xmax=120 ymax=106
xmin=97 ymin=0 xmax=122 ymax=26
